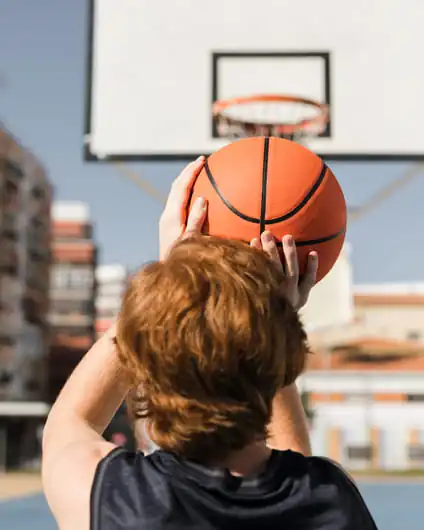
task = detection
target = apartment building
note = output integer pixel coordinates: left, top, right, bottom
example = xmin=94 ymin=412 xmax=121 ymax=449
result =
xmin=303 ymin=282 xmax=424 ymax=471
xmin=300 ymin=342 xmax=424 ymax=472
xmin=95 ymin=264 xmax=138 ymax=449
xmin=48 ymin=202 xmax=97 ymax=402
xmin=95 ymin=264 xmax=128 ymax=338
xmin=310 ymin=282 xmax=424 ymax=347
xmin=0 ymin=125 xmax=52 ymax=470
xmin=353 ymin=283 xmax=424 ymax=344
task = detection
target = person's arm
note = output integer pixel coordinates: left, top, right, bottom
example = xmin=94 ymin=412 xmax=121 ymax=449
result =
xmin=267 ymin=383 xmax=312 ymax=456
xmin=42 ymin=160 xmax=208 ymax=529
xmin=251 ymin=233 xmax=317 ymax=457
xmin=42 ymin=325 xmax=130 ymax=528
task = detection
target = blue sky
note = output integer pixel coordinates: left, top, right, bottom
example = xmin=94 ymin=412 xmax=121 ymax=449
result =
xmin=1 ymin=0 xmax=423 ymax=283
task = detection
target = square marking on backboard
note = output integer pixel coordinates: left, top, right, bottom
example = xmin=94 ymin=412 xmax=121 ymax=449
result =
xmin=212 ymin=53 xmax=331 ymax=138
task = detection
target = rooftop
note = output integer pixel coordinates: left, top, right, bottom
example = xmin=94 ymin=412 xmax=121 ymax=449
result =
xmin=52 ymin=201 xmax=91 ymax=222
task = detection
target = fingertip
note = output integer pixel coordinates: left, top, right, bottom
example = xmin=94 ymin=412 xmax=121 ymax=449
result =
xmin=282 ymin=234 xmax=294 ymax=247
xmin=307 ymin=251 xmax=319 ymax=274
xmin=261 ymin=230 xmax=274 ymax=243
xmin=194 ymin=196 xmax=207 ymax=209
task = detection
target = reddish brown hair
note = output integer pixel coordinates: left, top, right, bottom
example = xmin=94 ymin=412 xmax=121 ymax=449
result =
xmin=115 ymin=236 xmax=308 ymax=462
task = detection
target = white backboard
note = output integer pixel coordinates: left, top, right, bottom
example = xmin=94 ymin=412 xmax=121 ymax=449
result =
xmin=85 ymin=0 xmax=424 ymax=161
xmin=300 ymin=244 xmax=354 ymax=333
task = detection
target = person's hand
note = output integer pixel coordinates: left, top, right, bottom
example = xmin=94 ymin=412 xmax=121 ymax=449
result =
xmin=159 ymin=156 xmax=208 ymax=260
xmin=250 ymin=231 xmax=318 ymax=310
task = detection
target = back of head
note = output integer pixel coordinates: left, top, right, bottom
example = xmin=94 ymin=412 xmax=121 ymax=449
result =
xmin=116 ymin=236 xmax=308 ymax=463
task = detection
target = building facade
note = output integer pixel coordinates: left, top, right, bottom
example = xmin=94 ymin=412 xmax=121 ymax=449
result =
xmin=0 ymin=125 xmax=52 ymax=469
xmin=353 ymin=283 xmax=424 ymax=344
xmin=95 ymin=264 xmax=128 ymax=338
xmin=310 ymin=282 xmax=424 ymax=347
xmin=305 ymin=283 xmax=424 ymax=471
xmin=48 ymin=202 xmax=97 ymax=403
xmin=301 ymin=357 xmax=424 ymax=471
xmin=95 ymin=265 xmax=139 ymax=450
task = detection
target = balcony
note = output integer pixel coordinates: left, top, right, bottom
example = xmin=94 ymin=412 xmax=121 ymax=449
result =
xmin=27 ymin=220 xmax=51 ymax=248
xmin=2 ymin=159 xmax=24 ymax=184
xmin=49 ymin=313 xmax=94 ymax=327
xmin=23 ymin=291 xmax=49 ymax=325
xmin=53 ymin=242 xmax=96 ymax=264
xmin=50 ymin=287 xmax=94 ymax=301
xmin=26 ymin=263 xmax=50 ymax=293
xmin=0 ymin=241 xmax=19 ymax=274
xmin=53 ymin=221 xmax=92 ymax=240
xmin=0 ymin=277 xmax=23 ymax=303
xmin=50 ymin=264 xmax=94 ymax=294
xmin=0 ymin=307 xmax=22 ymax=335
xmin=1 ymin=211 xmax=20 ymax=239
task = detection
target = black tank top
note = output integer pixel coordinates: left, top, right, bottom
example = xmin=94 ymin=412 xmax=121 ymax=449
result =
xmin=90 ymin=447 xmax=378 ymax=529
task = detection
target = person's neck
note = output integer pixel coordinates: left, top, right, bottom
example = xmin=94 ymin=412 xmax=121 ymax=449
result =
xmin=215 ymin=441 xmax=272 ymax=477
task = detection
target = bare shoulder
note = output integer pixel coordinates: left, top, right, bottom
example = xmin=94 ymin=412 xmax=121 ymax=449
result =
xmin=43 ymin=440 xmax=116 ymax=530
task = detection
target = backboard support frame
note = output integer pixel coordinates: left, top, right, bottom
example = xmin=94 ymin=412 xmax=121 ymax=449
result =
xmin=83 ymin=0 xmax=424 ymax=163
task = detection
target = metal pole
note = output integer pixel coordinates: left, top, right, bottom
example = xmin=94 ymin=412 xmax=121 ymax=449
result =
xmin=348 ymin=163 xmax=424 ymax=222
xmin=110 ymin=163 xmax=166 ymax=204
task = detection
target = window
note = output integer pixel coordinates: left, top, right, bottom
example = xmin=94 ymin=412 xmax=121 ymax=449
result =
xmin=347 ymin=445 xmax=372 ymax=460
xmin=0 ymin=370 xmax=13 ymax=385
xmin=54 ymin=326 xmax=94 ymax=337
xmin=1 ymin=212 xmax=19 ymax=239
xmin=2 ymin=180 xmax=20 ymax=211
xmin=0 ymin=301 xmax=14 ymax=315
xmin=0 ymin=241 xmax=19 ymax=274
xmin=97 ymin=307 xmax=119 ymax=319
xmin=3 ymin=159 xmax=24 ymax=180
xmin=32 ymin=186 xmax=45 ymax=200
xmin=50 ymin=299 xmax=94 ymax=315
xmin=409 ymin=445 xmax=424 ymax=460
xmin=0 ymin=336 xmax=15 ymax=346
xmin=407 ymin=394 xmax=424 ymax=402
xmin=25 ymin=379 xmax=40 ymax=393
xmin=51 ymin=265 xmax=94 ymax=290
xmin=407 ymin=330 xmax=421 ymax=341
xmin=28 ymin=224 xmax=50 ymax=251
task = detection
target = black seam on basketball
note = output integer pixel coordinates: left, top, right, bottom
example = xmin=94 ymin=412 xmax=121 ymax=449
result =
xmin=260 ymin=137 xmax=270 ymax=234
xmin=204 ymin=160 xmax=260 ymax=223
xmin=275 ymin=228 xmax=345 ymax=247
xmin=265 ymin=162 xmax=328 ymax=225
xmin=204 ymin=158 xmax=328 ymax=225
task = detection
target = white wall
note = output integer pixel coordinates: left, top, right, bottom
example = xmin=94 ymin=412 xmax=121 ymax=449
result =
xmin=299 ymin=371 xmax=424 ymax=394
xmin=356 ymin=305 xmax=424 ymax=342
xmin=311 ymin=402 xmax=423 ymax=469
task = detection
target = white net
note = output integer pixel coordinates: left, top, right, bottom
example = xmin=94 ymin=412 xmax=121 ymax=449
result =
xmin=214 ymin=96 xmax=328 ymax=144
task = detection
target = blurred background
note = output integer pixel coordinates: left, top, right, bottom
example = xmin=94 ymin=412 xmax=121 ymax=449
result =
xmin=1 ymin=1 xmax=424 ymax=528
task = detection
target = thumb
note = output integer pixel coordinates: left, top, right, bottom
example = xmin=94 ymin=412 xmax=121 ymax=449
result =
xmin=184 ymin=197 xmax=207 ymax=236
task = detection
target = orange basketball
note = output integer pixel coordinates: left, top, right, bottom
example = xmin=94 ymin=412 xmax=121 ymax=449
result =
xmin=186 ymin=137 xmax=346 ymax=283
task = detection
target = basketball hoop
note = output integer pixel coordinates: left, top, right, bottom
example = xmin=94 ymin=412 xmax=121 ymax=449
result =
xmin=213 ymin=94 xmax=329 ymax=144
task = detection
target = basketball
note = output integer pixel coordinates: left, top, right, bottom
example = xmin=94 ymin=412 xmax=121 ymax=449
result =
xmin=187 ymin=137 xmax=346 ymax=283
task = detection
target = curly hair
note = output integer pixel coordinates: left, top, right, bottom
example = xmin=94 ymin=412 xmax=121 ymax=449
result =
xmin=115 ymin=236 xmax=309 ymax=463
